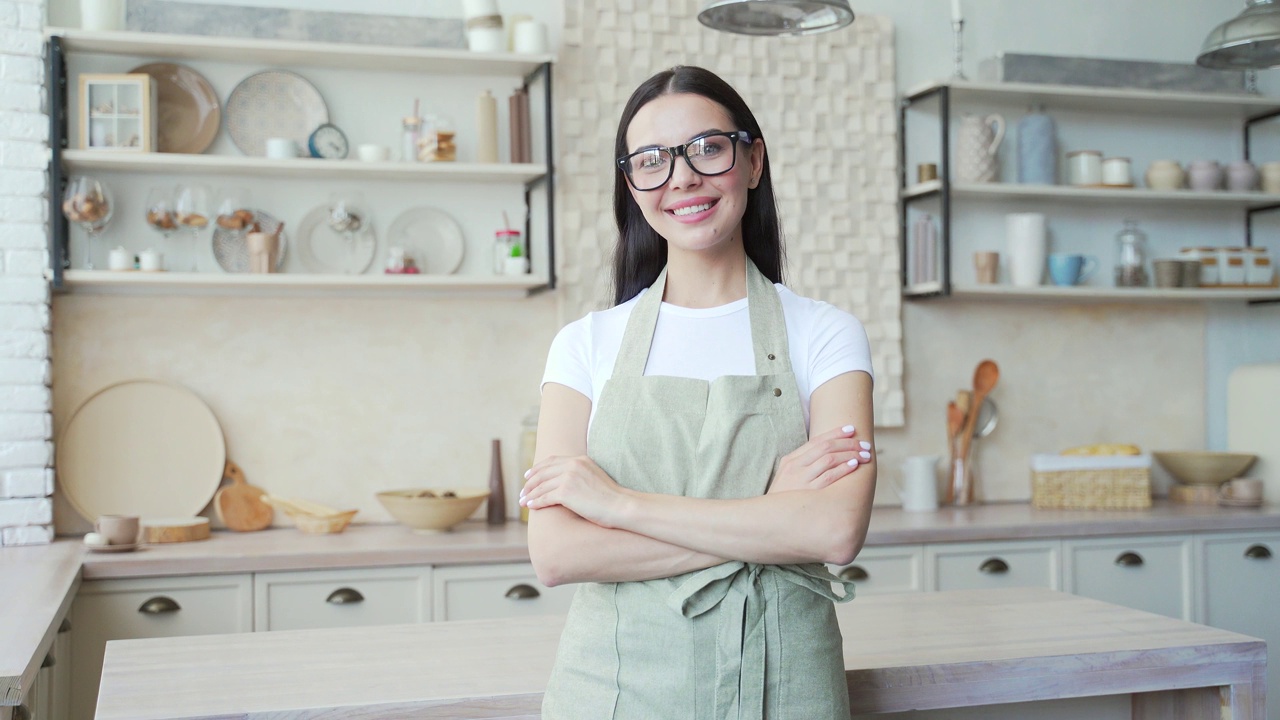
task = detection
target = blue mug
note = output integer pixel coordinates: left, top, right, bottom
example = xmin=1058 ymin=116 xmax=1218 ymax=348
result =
xmin=1048 ymin=254 xmax=1099 ymax=286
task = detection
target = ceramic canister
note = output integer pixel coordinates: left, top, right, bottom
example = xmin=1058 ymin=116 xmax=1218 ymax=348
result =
xmin=1261 ymin=161 xmax=1280 ymax=194
xmin=1016 ymin=109 xmax=1056 ymax=185
xmin=1188 ymin=160 xmax=1223 ymax=191
xmin=1145 ymin=160 xmax=1185 ymax=191
xmin=1227 ymin=161 xmax=1259 ymax=192
xmin=1067 ymin=151 xmax=1102 ymax=186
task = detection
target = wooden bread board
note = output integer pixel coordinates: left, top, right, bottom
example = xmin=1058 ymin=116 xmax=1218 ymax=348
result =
xmin=141 ymin=517 xmax=211 ymax=543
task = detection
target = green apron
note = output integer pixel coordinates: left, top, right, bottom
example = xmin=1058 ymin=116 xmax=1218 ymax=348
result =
xmin=542 ymin=261 xmax=856 ymax=720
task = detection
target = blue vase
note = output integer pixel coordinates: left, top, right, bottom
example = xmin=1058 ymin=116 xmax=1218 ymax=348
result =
xmin=1017 ymin=109 xmax=1057 ymax=185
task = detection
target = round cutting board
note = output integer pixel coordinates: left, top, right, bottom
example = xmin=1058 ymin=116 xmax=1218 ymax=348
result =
xmin=57 ymin=380 xmax=226 ymax=523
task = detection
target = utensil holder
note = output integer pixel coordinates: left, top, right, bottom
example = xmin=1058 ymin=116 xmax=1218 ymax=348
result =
xmin=246 ymin=231 xmax=279 ymax=273
xmin=949 ymin=453 xmax=975 ymax=506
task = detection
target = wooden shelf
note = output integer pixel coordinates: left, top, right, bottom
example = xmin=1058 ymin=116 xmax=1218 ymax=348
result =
xmin=60 ymin=150 xmax=548 ymax=183
xmin=946 ymin=284 xmax=1280 ymax=303
xmin=46 ymin=27 xmax=553 ymax=76
xmin=52 ymin=270 xmax=550 ymax=298
xmin=902 ymin=181 xmax=1280 ymax=209
xmin=905 ymin=79 xmax=1280 ymax=118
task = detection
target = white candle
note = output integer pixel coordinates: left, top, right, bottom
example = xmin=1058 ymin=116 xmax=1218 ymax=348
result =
xmin=951 ymin=0 xmax=962 ymax=23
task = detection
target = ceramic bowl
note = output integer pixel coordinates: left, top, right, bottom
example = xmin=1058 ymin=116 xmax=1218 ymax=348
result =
xmin=376 ymin=489 xmax=489 ymax=532
xmin=1152 ymin=451 xmax=1257 ymax=486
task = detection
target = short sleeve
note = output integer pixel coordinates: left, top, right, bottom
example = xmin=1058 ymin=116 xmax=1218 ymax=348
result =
xmin=540 ymin=317 xmax=593 ymax=400
xmin=808 ymin=303 xmax=874 ymax=391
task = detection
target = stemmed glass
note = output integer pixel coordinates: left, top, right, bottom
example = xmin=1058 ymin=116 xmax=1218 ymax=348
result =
xmin=144 ymin=186 xmax=178 ymax=268
xmin=173 ymin=183 xmax=211 ymax=272
xmin=61 ymin=176 xmax=113 ymax=269
xmin=327 ymin=190 xmax=374 ymax=272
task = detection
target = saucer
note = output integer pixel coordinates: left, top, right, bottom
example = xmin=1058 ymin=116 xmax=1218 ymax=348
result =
xmin=85 ymin=542 xmax=140 ymax=553
xmin=1218 ymin=496 xmax=1263 ymax=508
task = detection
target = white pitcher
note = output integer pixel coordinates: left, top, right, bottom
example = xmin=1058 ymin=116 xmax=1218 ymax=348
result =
xmin=956 ymin=113 xmax=1005 ymax=183
xmin=895 ymin=455 xmax=940 ymax=512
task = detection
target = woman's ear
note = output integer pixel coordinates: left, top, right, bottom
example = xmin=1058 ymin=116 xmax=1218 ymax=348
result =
xmin=748 ymin=139 xmax=765 ymax=189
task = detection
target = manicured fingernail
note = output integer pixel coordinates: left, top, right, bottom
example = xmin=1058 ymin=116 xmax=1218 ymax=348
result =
xmin=860 ymin=441 xmax=871 ymax=450
xmin=860 ymin=451 xmax=871 ymax=459
xmin=842 ymin=425 xmax=855 ymax=433
xmin=524 ymin=469 xmax=532 ymax=479
xmin=519 ymin=488 xmax=526 ymax=498
xmin=847 ymin=458 xmax=859 ymax=467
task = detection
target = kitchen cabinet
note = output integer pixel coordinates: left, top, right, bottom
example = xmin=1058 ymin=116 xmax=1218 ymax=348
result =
xmin=1197 ymin=531 xmax=1280 ymax=720
xmin=68 ymin=574 xmax=252 ymax=720
xmin=832 ymin=544 xmax=924 ymax=596
xmin=431 ymin=562 xmax=576 ymax=622
xmin=898 ymin=79 xmax=1280 ymax=305
xmin=1063 ymin=535 xmax=1194 ymax=620
xmin=43 ymin=28 xmax=555 ymax=297
xmin=253 ymin=566 xmax=433 ymax=631
xmin=925 ymin=539 xmax=1061 ymax=592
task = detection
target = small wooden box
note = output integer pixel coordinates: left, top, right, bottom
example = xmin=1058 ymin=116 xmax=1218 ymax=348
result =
xmin=1030 ymin=454 xmax=1152 ymax=510
xmin=78 ymin=73 xmax=158 ymax=152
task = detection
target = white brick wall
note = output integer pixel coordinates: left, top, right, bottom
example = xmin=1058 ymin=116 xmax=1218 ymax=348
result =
xmin=0 ymin=0 xmax=52 ymax=545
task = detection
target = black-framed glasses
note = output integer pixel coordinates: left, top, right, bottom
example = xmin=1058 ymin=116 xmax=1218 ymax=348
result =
xmin=616 ymin=130 xmax=754 ymax=192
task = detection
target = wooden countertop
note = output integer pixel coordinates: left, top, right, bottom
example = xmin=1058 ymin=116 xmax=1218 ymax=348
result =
xmin=93 ymin=587 xmax=1266 ymax=720
xmin=0 ymin=542 xmax=81 ymax=706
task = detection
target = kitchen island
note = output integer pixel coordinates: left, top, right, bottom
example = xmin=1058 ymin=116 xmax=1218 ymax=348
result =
xmin=94 ymin=586 xmax=1264 ymax=720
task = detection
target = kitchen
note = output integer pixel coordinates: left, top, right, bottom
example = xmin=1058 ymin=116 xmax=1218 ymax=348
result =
xmin=2 ymin=0 xmax=1280 ymax=718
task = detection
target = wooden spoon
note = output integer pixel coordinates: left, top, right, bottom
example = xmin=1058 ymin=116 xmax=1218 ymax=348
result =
xmin=944 ymin=401 xmax=966 ymax=504
xmin=958 ymin=360 xmax=1001 ymax=463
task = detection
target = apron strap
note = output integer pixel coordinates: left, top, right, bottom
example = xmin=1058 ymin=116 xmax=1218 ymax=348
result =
xmin=611 ymin=268 xmax=667 ymax=379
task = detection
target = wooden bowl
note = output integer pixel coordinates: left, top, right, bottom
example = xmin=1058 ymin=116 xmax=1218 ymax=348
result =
xmin=1152 ymin=451 xmax=1257 ymax=486
xmin=376 ymin=489 xmax=489 ymax=533
xmin=261 ymin=494 xmax=358 ymax=534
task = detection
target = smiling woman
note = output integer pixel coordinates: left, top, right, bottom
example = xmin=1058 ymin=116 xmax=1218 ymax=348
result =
xmin=524 ymin=66 xmax=877 ymax=720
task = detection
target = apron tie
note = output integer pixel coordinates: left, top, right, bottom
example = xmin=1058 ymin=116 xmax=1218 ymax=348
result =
xmin=667 ymin=562 xmax=856 ymax=720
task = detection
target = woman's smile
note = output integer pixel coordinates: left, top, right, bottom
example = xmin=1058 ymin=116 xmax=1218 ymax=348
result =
xmin=666 ymin=196 xmax=720 ymax=223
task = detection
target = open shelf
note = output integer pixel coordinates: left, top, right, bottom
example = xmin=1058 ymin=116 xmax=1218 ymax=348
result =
xmin=46 ymin=27 xmax=554 ymax=76
xmin=947 ymin=284 xmax=1280 ymax=303
xmin=902 ymin=181 xmax=1280 ymax=209
xmin=54 ymin=270 xmax=550 ymax=298
xmin=61 ymin=150 xmax=548 ymax=183
xmin=905 ymin=79 xmax=1280 ymax=118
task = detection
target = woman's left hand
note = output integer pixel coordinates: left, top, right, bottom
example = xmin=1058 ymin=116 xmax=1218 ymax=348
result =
xmin=520 ymin=455 xmax=632 ymax=528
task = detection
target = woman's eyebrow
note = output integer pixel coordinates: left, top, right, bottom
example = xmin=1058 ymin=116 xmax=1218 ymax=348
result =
xmin=627 ymin=128 xmax=726 ymax=154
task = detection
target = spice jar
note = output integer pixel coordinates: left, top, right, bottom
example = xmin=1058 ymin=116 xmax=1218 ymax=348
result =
xmin=1114 ymin=219 xmax=1149 ymax=287
xmin=493 ymin=228 xmax=521 ymax=274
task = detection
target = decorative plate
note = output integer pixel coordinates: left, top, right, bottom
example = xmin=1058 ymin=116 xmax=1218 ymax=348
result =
xmin=224 ymin=70 xmax=329 ymax=157
xmin=85 ymin=542 xmax=140 ymax=553
xmin=296 ymin=204 xmax=377 ymax=275
xmin=212 ymin=209 xmax=288 ymax=273
xmin=385 ymin=206 xmax=466 ymax=275
xmin=130 ymin=62 xmax=221 ymax=154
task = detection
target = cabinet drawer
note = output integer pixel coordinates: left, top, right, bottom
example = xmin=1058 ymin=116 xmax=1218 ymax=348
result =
xmin=433 ymin=563 xmax=576 ymax=622
xmin=254 ymin=566 xmax=432 ymax=631
xmin=926 ymin=540 xmax=1060 ymax=592
xmin=830 ymin=544 xmax=923 ymax=596
xmin=70 ymin=575 xmax=252 ymax=720
xmin=1064 ymin=535 xmax=1193 ymax=620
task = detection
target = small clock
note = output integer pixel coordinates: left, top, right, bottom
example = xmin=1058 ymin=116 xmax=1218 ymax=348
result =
xmin=308 ymin=123 xmax=349 ymax=159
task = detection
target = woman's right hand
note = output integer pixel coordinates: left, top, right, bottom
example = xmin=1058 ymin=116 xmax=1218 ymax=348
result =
xmin=767 ymin=425 xmax=872 ymax=494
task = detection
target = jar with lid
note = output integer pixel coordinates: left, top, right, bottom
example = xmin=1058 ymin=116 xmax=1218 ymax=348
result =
xmin=1114 ymin=219 xmax=1149 ymax=287
xmin=1219 ymin=247 xmax=1247 ymax=285
xmin=401 ymin=116 xmax=421 ymax=163
xmin=1245 ymin=247 xmax=1274 ymax=286
xmin=493 ymin=228 xmax=521 ymax=274
xmin=417 ymin=115 xmax=457 ymax=162
xmin=1198 ymin=246 xmax=1220 ymax=286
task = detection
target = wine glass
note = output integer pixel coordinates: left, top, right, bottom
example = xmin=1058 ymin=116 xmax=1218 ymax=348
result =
xmin=173 ymin=183 xmax=211 ymax=272
xmin=327 ymin=191 xmax=374 ymax=271
xmin=61 ymin=176 xmax=113 ymax=270
xmin=144 ymin=185 xmax=178 ymax=246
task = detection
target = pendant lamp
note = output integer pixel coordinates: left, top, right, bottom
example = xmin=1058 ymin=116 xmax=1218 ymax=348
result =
xmin=697 ymin=0 xmax=855 ymax=36
xmin=1197 ymin=0 xmax=1280 ymax=69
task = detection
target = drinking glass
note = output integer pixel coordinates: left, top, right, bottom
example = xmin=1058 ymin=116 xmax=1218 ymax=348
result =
xmin=173 ymin=183 xmax=211 ymax=272
xmin=62 ymin=176 xmax=113 ymax=269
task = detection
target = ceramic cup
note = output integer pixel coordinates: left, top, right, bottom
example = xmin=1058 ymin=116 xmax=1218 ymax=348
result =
xmin=1067 ymin=150 xmax=1103 ymax=186
xmin=80 ymin=0 xmax=125 ymax=31
xmin=1006 ymin=213 xmax=1048 ymax=287
xmin=917 ymin=163 xmax=938 ymax=183
xmin=1048 ymin=253 xmax=1098 ymax=286
xmin=1101 ymin=157 xmax=1132 ymax=186
xmin=973 ymin=251 xmax=999 ymax=284
xmin=1220 ymin=477 xmax=1263 ymax=503
xmin=107 ymin=246 xmax=131 ymax=271
xmin=356 ymin=143 xmax=391 ymax=162
xmin=1179 ymin=259 xmax=1202 ymax=287
xmin=513 ymin=19 xmax=551 ymax=54
xmin=1153 ymin=258 xmax=1183 ymax=288
xmin=896 ymin=455 xmax=940 ymax=512
xmin=95 ymin=514 xmax=139 ymax=545
xmin=138 ymin=248 xmax=163 ymax=272
xmin=265 ymin=137 xmax=298 ymax=159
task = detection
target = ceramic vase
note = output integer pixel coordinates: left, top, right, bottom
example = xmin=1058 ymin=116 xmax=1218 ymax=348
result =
xmin=956 ymin=114 xmax=1005 ymax=183
xmin=1017 ymin=109 xmax=1057 ymax=185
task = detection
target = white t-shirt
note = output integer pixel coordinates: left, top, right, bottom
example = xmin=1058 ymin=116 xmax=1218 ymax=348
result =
xmin=541 ymin=284 xmax=874 ymax=431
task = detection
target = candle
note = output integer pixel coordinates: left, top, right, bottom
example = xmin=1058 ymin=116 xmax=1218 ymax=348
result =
xmin=951 ymin=0 xmax=962 ymax=23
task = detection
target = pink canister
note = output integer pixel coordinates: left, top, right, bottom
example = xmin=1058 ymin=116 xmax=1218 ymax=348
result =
xmin=1227 ymin=161 xmax=1259 ymax=192
xmin=1187 ymin=160 xmax=1223 ymax=191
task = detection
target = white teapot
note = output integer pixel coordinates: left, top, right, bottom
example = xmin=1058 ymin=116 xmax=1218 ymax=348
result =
xmin=956 ymin=113 xmax=1005 ymax=183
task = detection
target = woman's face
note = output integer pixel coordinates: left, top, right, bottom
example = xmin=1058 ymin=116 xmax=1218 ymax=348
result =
xmin=623 ymin=92 xmax=764 ymax=255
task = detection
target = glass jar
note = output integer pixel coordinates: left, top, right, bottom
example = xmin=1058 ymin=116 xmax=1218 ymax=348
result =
xmin=494 ymin=229 xmax=520 ymax=274
xmin=417 ymin=115 xmax=457 ymax=162
xmin=1114 ymin=219 xmax=1149 ymax=287
xmin=401 ymin=116 xmax=421 ymax=163
xmin=1219 ymin=247 xmax=1247 ymax=285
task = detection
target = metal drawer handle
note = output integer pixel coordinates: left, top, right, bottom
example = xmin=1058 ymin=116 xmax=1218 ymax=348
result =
xmin=326 ymin=588 xmax=365 ymax=605
xmin=505 ymin=583 xmax=541 ymax=600
xmin=15 ymin=704 xmax=31 ymax=720
xmin=979 ymin=558 xmax=1009 ymax=574
xmin=42 ymin=651 xmax=55 ymax=669
xmin=138 ymin=596 xmax=181 ymax=615
xmin=839 ymin=565 xmax=869 ymax=582
xmin=59 ymin=617 xmax=71 ymax=633
xmin=1245 ymin=544 xmax=1272 ymax=560
xmin=1114 ymin=551 xmax=1144 ymax=567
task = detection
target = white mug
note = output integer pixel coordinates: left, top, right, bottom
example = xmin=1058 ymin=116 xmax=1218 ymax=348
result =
xmin=265 ymin=137 xmax=298 ymax=159
xmin=1006 ymin=212 xmax=1048 ymax=287
xmin=107 ymin=246 xmax=131 ymax=271
xmin=138 ymin=248 xmax=163 ymax=272
xmin=356 ymin=143 xmax=390 ymax=162
xmin=895 ymin=455 xmax=940 ymax=512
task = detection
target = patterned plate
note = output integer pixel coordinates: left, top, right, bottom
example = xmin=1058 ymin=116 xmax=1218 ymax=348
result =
xmin=296 ymin=204 xmax=376 ymax=275
xmin=129 ymin=63 xmax=221 ymax=154
xmin=224 ymin=70 xmax=328 ymax=157
xmin=212 ymin=209 xmax=288 ymax=273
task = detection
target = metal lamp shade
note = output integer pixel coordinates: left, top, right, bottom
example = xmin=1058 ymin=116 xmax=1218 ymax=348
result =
xmin=1197 ymin=0 xmax=1280 ymax=69
xmin=697 ymin=0 xmax=854 ymax=36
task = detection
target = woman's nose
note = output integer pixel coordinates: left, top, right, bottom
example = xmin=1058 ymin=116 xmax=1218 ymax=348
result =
xmin=668 ymin=156 xmax=701 ymax=191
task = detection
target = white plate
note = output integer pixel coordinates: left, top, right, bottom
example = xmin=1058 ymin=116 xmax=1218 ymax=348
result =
xmin=212 ymin=209 xmax=288 ymax=273
xmin=224 ymin=70 xmax=328 ymax=157
xmin=385 ymin=206 xmax=466 ymax=275
xmin=56 ymin=380 xmax=226 ymax=523
xmin=296 ymin=204 xmax=377 ymax=275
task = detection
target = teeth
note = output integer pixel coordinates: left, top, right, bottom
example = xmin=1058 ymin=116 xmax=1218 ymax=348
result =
xmin=672 ymin=202 xmax=712 ymax=217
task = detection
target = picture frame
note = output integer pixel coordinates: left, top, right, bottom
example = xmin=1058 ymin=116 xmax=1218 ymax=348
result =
xmin=78 ymin=73 xmax=158 ymax=152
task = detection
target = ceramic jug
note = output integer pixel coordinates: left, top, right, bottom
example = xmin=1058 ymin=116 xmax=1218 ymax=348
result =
xmin=896 ymin=456 xmax=940 ymax=512
xmin=957 ymin=113 xmax=1005 ymax=183
xmin=1016 ymin=108 xmax=1056 ymax=185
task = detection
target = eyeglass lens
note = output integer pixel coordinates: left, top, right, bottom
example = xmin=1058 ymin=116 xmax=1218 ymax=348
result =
xmin=624 ymin=134 xmax=738 ymax=190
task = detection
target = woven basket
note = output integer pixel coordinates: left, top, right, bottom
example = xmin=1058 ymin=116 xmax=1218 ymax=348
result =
xmin=1031 ymin=466 xmax=1152 ymax=510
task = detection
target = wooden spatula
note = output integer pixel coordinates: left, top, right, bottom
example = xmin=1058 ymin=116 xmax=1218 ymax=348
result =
xmin=214 ymin=460 xmax=273 ymax=532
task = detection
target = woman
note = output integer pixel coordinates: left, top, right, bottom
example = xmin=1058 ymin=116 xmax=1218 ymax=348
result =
xmin=521 ymin=65 xmax=877 ymax=719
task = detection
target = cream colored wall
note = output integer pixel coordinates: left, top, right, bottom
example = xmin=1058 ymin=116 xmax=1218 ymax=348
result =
xmin=51 ymin=294 xmax=558 ymax=533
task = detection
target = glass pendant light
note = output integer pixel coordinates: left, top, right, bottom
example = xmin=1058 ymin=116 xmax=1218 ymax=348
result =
xmin=697 ymin=0 xmax=854 ymax=37
xmin=1197 ymin=0 xmax=1280 ymax=69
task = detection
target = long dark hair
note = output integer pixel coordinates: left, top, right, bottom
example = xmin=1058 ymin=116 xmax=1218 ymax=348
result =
xmin=611 ymin=66 xmax=785 ymax=306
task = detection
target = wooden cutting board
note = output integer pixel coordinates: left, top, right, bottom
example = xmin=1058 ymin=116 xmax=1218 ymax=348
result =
xmin=1227 ymin=363 xmax=1280 ymax=504
xmin=213 ymin=460 xmax=273 ymax=532
xmin=141 ymin=517 xmax=210 ymax=543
